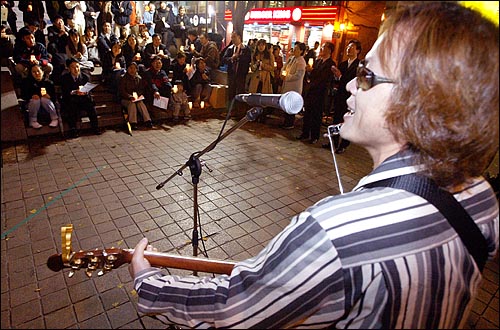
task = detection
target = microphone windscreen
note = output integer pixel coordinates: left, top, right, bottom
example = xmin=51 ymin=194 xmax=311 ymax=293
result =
xmin=279 ymin=91 xmax=304 ymax=114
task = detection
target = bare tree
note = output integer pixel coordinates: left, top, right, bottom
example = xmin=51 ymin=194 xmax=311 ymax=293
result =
xmin=227 ymin=1 xmax=257 ymax=34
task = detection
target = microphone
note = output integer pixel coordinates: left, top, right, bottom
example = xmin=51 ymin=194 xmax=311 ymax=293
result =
xmin=235 ymin=91 xmax=303 ymax=115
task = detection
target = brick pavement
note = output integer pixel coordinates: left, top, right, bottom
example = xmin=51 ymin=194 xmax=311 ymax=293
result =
xmin=1 ymin=114 xmax=498 ymax=329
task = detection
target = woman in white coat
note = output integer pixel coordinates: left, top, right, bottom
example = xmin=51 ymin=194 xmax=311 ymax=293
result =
xmin=281 ymin=42 xmax=306 ymax=129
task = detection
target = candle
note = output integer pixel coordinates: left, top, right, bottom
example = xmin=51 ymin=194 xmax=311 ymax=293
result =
xmin=40 ymin=87 xmax=46 ymax=96
xmin=185 ymin=64 xmax=191 ymax=71
xmin=132 ymin=92 xmax=138 ymax=99
xmin=188 ymin=102 xmax=193 ymax=109
xmin=158 ymin=49 xmax=164 ymax=55
xmin=27 ymin=4 xmax=32 ymax=11
xmin=200 ymin=101 xmax=204 ymax=108
xmin=172 ymin=85 xmax=178 ymax=94
xmin=30 ymin=55 xmax=36 ymax=62
xmin=79 ymin=85 xmax=83 ymax=91
xmin=282 ymin=71 xmax=287 ymax=77
xmin=308 ymin=58 xmax=314 ymax=66
xmin=273 ymin=62 xmax=277 ymax=67
xmin=179 ymin=45 xmax=184 ymax=52
xmin=136 ymin=53 xmax=141 ymax=59
xmin=190 ymin=44 xmax=195 ymax=51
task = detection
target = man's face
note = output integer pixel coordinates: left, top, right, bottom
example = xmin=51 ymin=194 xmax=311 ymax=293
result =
xmin=69 ymin=62 xmax=80 ymax=76
xmin=153 ymin=36 xmax=161 ymax=46
xmin=230 ymin=32 xmax=240 ymax=46
xmin=342 ymin=35 xmax=397 ymax=152
xmin=127 ymin=64 xmax=137 ymax=76
xmin=199 ymin=34 xmax=208 ymax=46
xmin=103 ymin=23 xmax=111 ymax=34
xmin=178 ymin=57 xmax=186 ymax=65
xmin=55 ymin=18 xmax=64 ymax=30
xmin=346 ymin=43 xmax=359 ymax=59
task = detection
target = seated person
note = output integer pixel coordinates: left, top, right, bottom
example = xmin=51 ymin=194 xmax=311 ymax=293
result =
xmin=97 ymin=22 xmax=118 ymax=61
xmin=66 ymin=29 xmax=94 ymax=72
xmin=143 ymin=33 xmax=170 ymax=72
xmin=171 ymin=80 xmax=190 ymax=121
xmin=122 ymin=34 xmax=145 ymax=71
xmin=47 ymin=15 xmax=69 ymax=56
xmin=81 ymin=26 xmax=101 ymax=66
xmin=171 ymin=52 xmax=190 ymax=94
xmin=13 ymin=29 xmax=53 ymax=79
xmin=101 ymin=40 xmax=126 ymax=97
xmin=137 ymin=25 xmax=153 ymax=50
xmin=189 ymin=58 xmax=212 ymax=108
xmin=17 ymin=19 xmax=46 ymax=48
xmin=20 ymin=64 xmax=59 ymax=129
xmin=60 ymin=58 xmax=100 ymax=138
xmin=119 ymin=62 xmax=153 ymax=130
xmin=142 ymin=55 xmax=172 ymax=104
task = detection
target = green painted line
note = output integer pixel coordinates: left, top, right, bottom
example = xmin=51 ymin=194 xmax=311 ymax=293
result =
xmin=1 ymin=166 xmax=106 ymax=240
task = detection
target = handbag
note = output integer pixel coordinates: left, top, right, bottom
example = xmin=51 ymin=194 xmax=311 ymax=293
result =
xmin=365 ymin=173 xmax=489 ymax=271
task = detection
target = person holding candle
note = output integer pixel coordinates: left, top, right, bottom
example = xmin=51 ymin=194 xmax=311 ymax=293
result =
xmin=119 ymin=62 xmax=153 ymax=130
xmin=21 ymin=64 xmax=59 ymax=129
xmin=280 ymin=42 xmax=306 ymax=130
xmin=248 ymin=39 xmax=275 ymax=123
xmin=122 ymin=34 xmax=145 ymax=72
xmin=189 ymin=58 xmax=212 ymax=109
xmin=143 ymin=55 xmax=172 ymax=106
xmin=171 ymin=52 xmax=191 ymax=95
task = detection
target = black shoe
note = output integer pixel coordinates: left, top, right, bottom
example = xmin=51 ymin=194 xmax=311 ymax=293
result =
xmin=131 ymin=123 xmax=138 ymax=130
xmin=322 ymin=142 xmax=331 ymax=149
xmin=335 ymin=147 xmax=346 ymax=154
xmin=309 ymin=139 xmax=318 ymax=144
xmin=145 ymin=120 xmax=153 ymax=128
xmin=93 ymin=128 xmax=102 ymax=135
xmin=282 ymin=125 xmax=294 ymax=130
xmin=296 ymin=134 xmax=308 ymax=140
xmin=69 ymin=129 xmax=79 ymax=138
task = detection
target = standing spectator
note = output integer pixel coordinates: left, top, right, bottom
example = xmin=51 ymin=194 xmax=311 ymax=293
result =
xmin=153 ymin=1 xmax=176 ymax=50
xmin=65 ymin=28 xmax=94 ymax=72
xmin=111 ymin=0 xmax=132 ymax=40
xmin=281 ymin=42 xmax=306 ymax=130
xmin=143 ymin=33 xmax=170 ymax=72
xmin=81 ymin=26 xmax=100 ymax=66
xmin=296 ymin=42 xmax=335 ymax=144
xmin=324 ymin=39 xmax=362 ymax=154
xmin=222 ymin=30 xmax=251 ymax=109
xmin=13 ymin=29 xmax=52 ymax=79
xmin=101 ymin=39 xmax=126 ymax=97
xmin=1 ymin=1 xmax=17 ymax=35
xmin=45 ymin=1 xmax=64 ymax=24
xmin=60 ymin=58 xmax=100 ymax=137
xmin=271 ymin=45 xmax=283 ymax=94
xmin=189 ymin=58 xmax=212 ymax=109
xmin=247 ymin=39 xmax=275 ymax=123
xmin=97 ymin=21 xmax=118 ymax=61
xmin=63 ymin=1 xmax=86 ymax=36
xmin=96 ymin=1 xmax=112 ymax=36
xmin=171 ymin=80 xmax=190 ymax=121
xmin=21 ymin=64 xmax=59 ymax=129
xmin=83 ymin=1 xmax=100 ymax=34
xmin=128 ymin=0 xmax=140 ymax=37
xmin=173 ymin=5 xmax=190 ymax=50
xmin=18 ymin=1 xmax=45 ymax=27
xmin=185 ymin=28 xmax=201 ymax=63
xmin=191 ymin=32 xmax=220 ymax=81
xmin=142 ymin=55 xmax=171 ymax=105
xmin=304 ymin=41 xmax=319 ymax=65
xmin=122 ymin=33 xmax=144 ymax=70
xmin=0 ymin=24 xmax=14 ymax=67
xmin=141 ymin=2 xmax=155 ymax=37
xmin=119 ymin=61 xmax=152 ymax=129
xmin=129 ymin=4 xmax=499 ymax=329
xmin=171 ymin=52 xmax=190 ymax=94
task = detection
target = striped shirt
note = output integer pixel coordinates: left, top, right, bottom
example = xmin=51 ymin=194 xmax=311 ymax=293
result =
xmin=134 ymin=151 xmax=499 ymax=329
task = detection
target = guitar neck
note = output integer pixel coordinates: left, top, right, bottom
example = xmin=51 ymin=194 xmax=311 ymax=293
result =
xmin=122 ymin=249 xmax=236 ymax=275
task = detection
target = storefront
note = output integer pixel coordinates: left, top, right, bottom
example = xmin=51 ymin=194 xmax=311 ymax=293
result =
xmin=224 ymin=6 xmax=339 ymax=55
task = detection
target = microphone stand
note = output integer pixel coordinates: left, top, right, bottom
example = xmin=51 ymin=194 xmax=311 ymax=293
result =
xmin=155 ymin=107 xmax=263 ymax=274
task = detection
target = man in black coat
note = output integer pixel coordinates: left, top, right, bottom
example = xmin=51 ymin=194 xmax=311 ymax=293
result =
xmin=297 ymin=42 xmax=335 ymax=144
xmin=60 ymin=58 xmax=101 ymax=138
xmin=221 ymin=30 xmax=251 ymax=109
xmin=143 ymin=33 xmax=170 ymax=71
xmin=324 ymin=39 xmax=362 ymax=153
xmin=97 ymin=21 xmax=118 ymax=61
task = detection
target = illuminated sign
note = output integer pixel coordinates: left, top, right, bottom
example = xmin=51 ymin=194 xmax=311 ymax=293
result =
xmin=225 ymin=6 xmax=339 ymax=25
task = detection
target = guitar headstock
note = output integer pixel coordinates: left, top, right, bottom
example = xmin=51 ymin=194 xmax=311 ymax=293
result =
xmin=47 ymin=248 xmax=128 ymax=277
xmin=47 ymin=225 xmax=128 ymax=277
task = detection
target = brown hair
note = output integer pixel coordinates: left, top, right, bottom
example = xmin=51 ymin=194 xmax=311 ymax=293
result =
xmin=378 ymin=2 xmax=499 ymax=188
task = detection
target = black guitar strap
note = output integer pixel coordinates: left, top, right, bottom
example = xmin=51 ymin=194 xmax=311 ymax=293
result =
xmin=365 ymin=173 xmax=488 ymax=271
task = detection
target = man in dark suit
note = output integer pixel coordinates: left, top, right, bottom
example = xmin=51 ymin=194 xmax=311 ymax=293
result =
xmin=324 ymin=39 xmax=362 ymax=153
xmin=297 ymin=42 xmax=335 ymax=144
xmin=60 ymin=58 xmax=101 ymax=138
xmin=97 ymin=21 xmax=118 ymax=61
xmin=222 ymin=30 xmax=251 ymax=110
xmin=143 ymin=33 xmax=171 ymax=72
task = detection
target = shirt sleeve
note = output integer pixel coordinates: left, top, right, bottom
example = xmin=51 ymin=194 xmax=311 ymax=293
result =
xmin=134 ymin=212 xmax=346 ymax=328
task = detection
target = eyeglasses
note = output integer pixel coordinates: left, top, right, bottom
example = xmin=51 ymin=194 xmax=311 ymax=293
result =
xmin=356 ymin=60 xmax=394 ymax=91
